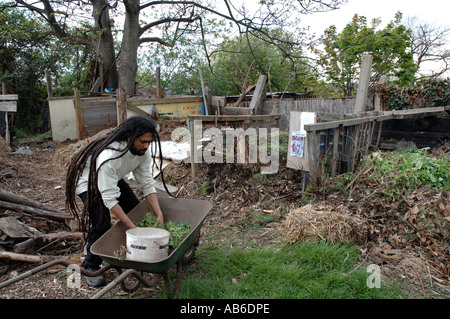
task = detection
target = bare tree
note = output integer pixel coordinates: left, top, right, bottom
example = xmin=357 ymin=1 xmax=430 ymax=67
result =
xmin=7 ymin=0 xmax=347 ymax=94
xmin=406 ymin=16 xmax=450 ymax=78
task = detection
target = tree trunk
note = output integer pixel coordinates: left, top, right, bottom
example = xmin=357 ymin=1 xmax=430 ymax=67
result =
xmin=119 ymin=0 xmax=141 ymax=94
xmin=92 ymin=0 xmax=119 ymax=91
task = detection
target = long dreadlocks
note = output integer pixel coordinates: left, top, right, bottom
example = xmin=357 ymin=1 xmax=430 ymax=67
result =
xmin=65 ymin=116 xmax=173 ymax=234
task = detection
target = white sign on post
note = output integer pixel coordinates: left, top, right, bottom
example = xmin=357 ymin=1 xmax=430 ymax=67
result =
xmin=1 ymin=94 xmax=18 ymax=145
xmin=287 ymin=111 xmax=317 ymax=171
xmin=0 ymin=101 xmax=17 ymax=112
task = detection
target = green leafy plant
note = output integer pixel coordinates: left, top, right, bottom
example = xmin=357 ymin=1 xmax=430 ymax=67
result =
xmin=367 ymin=146 xmax=450 ymax=195
xmin=197 ymin=182 xmax=210 ymax=196
xmin=135 ymin=213 xmax=191 ymax=248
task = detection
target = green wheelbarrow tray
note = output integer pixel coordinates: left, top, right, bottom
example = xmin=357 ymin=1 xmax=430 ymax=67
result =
xmin=91 ymin=197 xmax=212 ymax=273
xmin=90 ymin=196 xmax=212 ymax=298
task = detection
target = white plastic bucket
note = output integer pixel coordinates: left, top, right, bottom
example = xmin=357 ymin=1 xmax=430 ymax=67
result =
xmin=126 ymin=227 xmax=170 ymax=262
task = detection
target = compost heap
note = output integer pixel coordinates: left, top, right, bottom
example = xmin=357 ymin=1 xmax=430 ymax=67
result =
xmin=282 ymin=145 xmax=450 ymax=291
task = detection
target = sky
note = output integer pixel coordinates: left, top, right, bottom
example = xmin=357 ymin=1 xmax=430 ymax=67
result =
xmin=300 ymin=0 xmax=449 ymax=35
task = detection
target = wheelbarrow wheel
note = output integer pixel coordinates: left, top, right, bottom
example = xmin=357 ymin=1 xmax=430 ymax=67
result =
xmin=181 ymin=237 xmax=199 ymax=266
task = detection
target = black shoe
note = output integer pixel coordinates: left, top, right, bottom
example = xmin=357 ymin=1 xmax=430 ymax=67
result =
xmin=82 ymin=267 xmax=106 ymax=287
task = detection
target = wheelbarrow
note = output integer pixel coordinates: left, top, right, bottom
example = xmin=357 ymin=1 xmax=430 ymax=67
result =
xmin=0 ymin=197 xmax=212 ymax=299
xmin=89 ymin=196 xmax=212 ymax=299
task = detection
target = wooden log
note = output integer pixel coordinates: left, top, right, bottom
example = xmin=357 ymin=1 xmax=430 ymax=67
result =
xmin=36 ymin=231 xmax=83 ymax=242
xmin=0 ymin=200 xmax=72 ymax=221
xmin=0 ymin=251 xmax=65 ymax=263
xmin=13 ymin=232 xmax=83 ymax=253
xmin=234 ymin=84 xmax=256 ymax=107
xmin=0 ymin=189 xmax=64 ymax=215
xmin=13 ymin=238 xmax=35 ymax=253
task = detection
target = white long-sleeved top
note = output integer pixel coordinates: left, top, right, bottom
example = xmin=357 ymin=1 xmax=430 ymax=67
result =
xmin=75 ymin=141 xmax=156 ymax=210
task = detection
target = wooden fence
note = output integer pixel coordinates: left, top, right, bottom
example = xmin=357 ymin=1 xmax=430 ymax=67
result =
xmin=299 ymin=107 xmax=449 ymax=185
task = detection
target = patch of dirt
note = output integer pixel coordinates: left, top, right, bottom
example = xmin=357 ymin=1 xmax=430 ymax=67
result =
xmin=0 ymin=118 xmax=449 ymax=299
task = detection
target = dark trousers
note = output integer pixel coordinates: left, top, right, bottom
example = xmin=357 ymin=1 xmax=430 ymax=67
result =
xmin=78 ymin=179 xmax=140 ymax=269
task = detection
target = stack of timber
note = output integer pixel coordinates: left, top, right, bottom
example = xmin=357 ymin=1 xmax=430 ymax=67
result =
xmin=0 ymin=189 xmax=81 ymax=263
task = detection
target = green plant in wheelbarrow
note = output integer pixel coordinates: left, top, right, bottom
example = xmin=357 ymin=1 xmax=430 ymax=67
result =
xmin=135 ymin=213 xmax=191 ymax=248
xmin=134 ymin=212 xmax=196 ymax=265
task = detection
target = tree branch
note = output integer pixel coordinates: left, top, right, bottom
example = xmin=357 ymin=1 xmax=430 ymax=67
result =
xmin=14 ymin=0 xmax=92 ymax=46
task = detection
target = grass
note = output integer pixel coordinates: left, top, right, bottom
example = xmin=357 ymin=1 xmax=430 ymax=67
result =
xmin=153 ymin=241 xmax=405 ymax=299
xmin=15 ymin=130 xmax=52 ymax=144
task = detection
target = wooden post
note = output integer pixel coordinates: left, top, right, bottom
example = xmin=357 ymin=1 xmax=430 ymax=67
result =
xmin=376 ymin=121 xmax=383 ymax=149
xmin=73 ymin=89 xmax=84 ymax=141
xmin=156 ymin=67 xmax=163 ymax=98
xmin=249 ymin=75 xmax=268 ymax=115
xmin=0 ymin=86 xmax=17 ymax=146
xmin=1 ymin=84 xmax=8 ymax=145
xmin=354 ymin=55 xmax=373 ymax=114
xmin=189 ymin=117 xmax=199 ymax=177
xmin=116 ymin=88 xmax=126 ymax=124
xmin=306 ymin=130 xmax=320 ymax=185
xmin=374 ymin=75 xmax=387 ymax=112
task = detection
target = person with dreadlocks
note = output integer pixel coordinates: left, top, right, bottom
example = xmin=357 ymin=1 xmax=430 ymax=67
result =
xmin=66 ymin=116 xmax=170 ymax=287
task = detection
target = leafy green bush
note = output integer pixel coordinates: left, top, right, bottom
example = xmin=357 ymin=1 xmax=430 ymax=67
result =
xmin=367 ymin=147 xmax=450 ymax=196
xmin=376 ymin=78 xmax=450 ymax=110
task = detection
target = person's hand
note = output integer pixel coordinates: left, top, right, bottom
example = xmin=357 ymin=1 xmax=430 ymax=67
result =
xmin=154 ymin=213 xmax=164 ymax=227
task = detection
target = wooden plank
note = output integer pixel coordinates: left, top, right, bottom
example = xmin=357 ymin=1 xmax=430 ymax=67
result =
xmin=128 ymin=96 xmax=203 ymax=106
xmin=331 ymin=127 xmax=340 ymax=177
xmin=81 ymin=100 xmax=117 ymax=109
xmin=190 ymin=118 xmax=198 ymax=177
xmin=127 ymin=104 xmax=151 ymax=117
xmin=306 ymin=130 xmax=321 ymax=185
xmin=304 ymin=115 xmax=390 ymax=132
xmin=350 ymin=124 xmax=360 ymax=172
xmin=0 ymin=94 xmax=18 ymax=101
xmin=249 ymin=75 xmax=267 ymax=115
xmin=391 ymin=106 xmax=446 ymax=119
xmin=360 ymin=122 xmax=368 ymax=157
xmin=0 ymin=217 xmax=38 ymax=239
xmin=73 ymin=89 xmax=84 ymax=141
xmin=222 ymin=106 xmax=253 ymax=115
xmin=188 ymin=114 xmax=280 ymax=122
xmin=376 ymin=121 xmax=383 ymax=148
xmin=0 ymin=101 xmax=17 ymax=112
xmin=367 ymin=121 xmax=375 ymax=154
